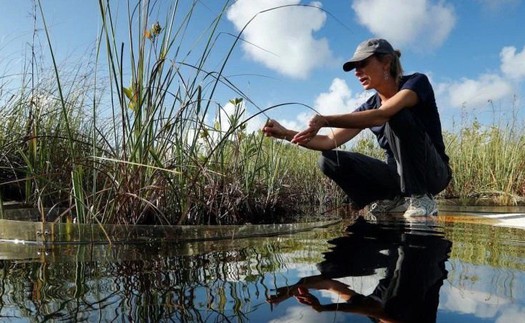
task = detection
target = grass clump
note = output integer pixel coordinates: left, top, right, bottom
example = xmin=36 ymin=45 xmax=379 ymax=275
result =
xmin=444 ymin=117 xmax=525 ymax=205
xmin=0 ymin=0 xmax=341 ymax=225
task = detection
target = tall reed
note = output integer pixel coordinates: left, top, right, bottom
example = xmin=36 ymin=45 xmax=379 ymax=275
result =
xmin=91 ymin=0 xmax=305 ymax=224
xmin=444 ymin=113 xmax=525 ymax=204
xmin=0 ymin=0 xmax=337 ymax=225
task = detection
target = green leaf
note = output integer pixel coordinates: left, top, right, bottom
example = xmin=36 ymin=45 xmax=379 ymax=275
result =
xmin=123 ymin=87 xmax=133 ymax=100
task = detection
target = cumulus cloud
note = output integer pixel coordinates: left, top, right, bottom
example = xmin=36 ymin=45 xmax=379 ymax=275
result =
xmin=439 ymin=74 xmax=514 ymax=109
xmin=312 ymin=78 xmax=368 ymax=115
xmin=439 ymin=275 xmax=525 ymax=323
xmin=351 ymin=0 xmax=456 ymax=51
xmin=439 ymin=283 xmax=507 ymax=318
xmin=500 ymin=45 xmax=525 ymax=80
xmin=436 ymin=44 xmax=524 ymax=110
xmin=496 ymin=308 xmax=525 ymax=323
xmin=288 ymin=78 xmax=368 ymax=134
xmin=268 ymin=305 xmax=330 ymax=323
xmin=226 ymin=0 xmax=333 ymax=79
xmin=217 ymin=99 xmax=267 ymax=135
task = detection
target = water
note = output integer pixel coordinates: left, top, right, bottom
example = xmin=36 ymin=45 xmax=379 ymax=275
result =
xmin=0 ymin=213 xmax=524 ymax=322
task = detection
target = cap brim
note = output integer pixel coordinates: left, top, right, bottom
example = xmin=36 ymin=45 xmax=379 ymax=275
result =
xmin=342 ymin=52 xmax=374 ymax=72
xmin=342 ymin=61 xmax=357 ymax=72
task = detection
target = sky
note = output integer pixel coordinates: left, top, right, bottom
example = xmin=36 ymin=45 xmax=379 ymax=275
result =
xmin=1 ymin=0 xmax=525 ymax=136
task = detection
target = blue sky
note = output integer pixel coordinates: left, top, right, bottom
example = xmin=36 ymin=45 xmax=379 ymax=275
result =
xmin=1 ymin=0 xmax=524 ymax=135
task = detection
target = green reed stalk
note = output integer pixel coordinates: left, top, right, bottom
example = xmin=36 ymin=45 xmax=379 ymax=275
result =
xmin=37 ymin=0 xmax=88 ymax=222
xmin=0 ymin=193 xmax=4 ymax=219
xmin=92 ymin=0 xmax=302 ymax=224
xmin=445 ymin=115 xmax=525 ymax=204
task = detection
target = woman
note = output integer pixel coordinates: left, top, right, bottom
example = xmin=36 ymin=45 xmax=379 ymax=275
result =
xmin=262 ymin=38 xmax=451 ymax=217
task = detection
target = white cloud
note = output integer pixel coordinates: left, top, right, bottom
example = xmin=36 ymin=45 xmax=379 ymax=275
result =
xmin=295 ymin=78 xmax=367 ymax=132
xmin=226 ymin=0 xmax=334 ymax=79
xmin=351 ymin=0 xmax=456 ymax=51
xmin=219 ymin=99 xmax=268 ymax=135
xmin=440 ymin=283 xmax=506 ymax=318
xmin=440 ymin=74 xmax=514 ymax=108
xmin=219 ymin=100 xmax=244 ymax=131
xmin=496 ymin=308 xmax=525 ymax=323
xmin=269 ymin=305 xmax=344 ymax=323
xmin=246 ymin=113 xmax=265 ymax=134
xmin=313 ymin=78 xmax=368 ymax=116
xmin=435 ymin=43 xmax=524 ymax=111
xmin=278 ymin=78 xmax=368 ymax=135
xmin=500 ymin=46 xmax=525 ymax=80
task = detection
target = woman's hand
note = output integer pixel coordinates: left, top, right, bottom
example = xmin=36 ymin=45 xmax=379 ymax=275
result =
xmin=266 ymin=275 xmax=326 ymax=305
xmin=295 ymin=287 xmax=323 ymax=312
xmin=262 ymin=119 xmax=290 ymax=140
xmin=266 ymin=284 xmax=301 ymax=304
xmin=292 ymin=114 xmax=327 ymax=144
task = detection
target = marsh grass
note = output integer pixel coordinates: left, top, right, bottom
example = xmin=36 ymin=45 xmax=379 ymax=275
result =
xmin=0 ymin=0 xmax=342 ymax=225
xmin=1 ymin=0 xmax=524 ymax=226
xmin=0 ymin=67 xmax=94 ymax=210
xmin=444 ymin=116 xmax=525 ymax=204
xmin=89 ymin=0 xmax=337 ymax=224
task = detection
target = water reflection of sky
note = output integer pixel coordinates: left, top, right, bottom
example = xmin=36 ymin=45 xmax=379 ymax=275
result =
xmin=263 ymin=217 xmax=525 ymax=323
xmin=0 ymin=215 xmax=524 ymax=322
xmin=264 ymin=261 xmax=525 ymax=323
xmin=440 ymin=262 xmax=525 ymax=322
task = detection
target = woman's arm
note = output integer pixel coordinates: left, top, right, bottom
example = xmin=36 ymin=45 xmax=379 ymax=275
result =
xmin=267 ymin=275 xmax=357 ymax=305
xmin=325 ymin=89 xmax=419 ymax=127
xmin=262 ymin=119 xmax=361 ymax=150
xmin=293 ymin=89 xmax=419 ymax=143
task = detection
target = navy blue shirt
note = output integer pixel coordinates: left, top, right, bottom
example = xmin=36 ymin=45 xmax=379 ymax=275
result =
xmin=354 ymin=73 xmax=449 ymax=164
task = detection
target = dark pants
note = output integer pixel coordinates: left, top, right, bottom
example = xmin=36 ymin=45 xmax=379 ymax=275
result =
xmin=318 ymin=109 xmax=451 ymax=209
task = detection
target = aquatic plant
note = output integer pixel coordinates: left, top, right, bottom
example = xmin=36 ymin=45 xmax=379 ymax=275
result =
xmin=444 ymin=104 xmax=525 ymax=205
xmin=0 ymin=0 xmax=339 ymax=225
xmin=91 ymin=0 xmax=339 ymax=224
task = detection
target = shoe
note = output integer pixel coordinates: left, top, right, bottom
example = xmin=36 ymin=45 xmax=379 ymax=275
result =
xmin=403 ymin=194 xmax=438 ymax=217
xmin=368 ymin=196 xmax=407 ymax=215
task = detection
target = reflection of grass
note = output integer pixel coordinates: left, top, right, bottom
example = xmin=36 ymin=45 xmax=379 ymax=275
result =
xmin=444 ymin=219 xmax=524 ymax=302
xmin=0 ymin=231 xmax=333 ymax=322
xmin=444 ymin=220 xmax=525 ymax=271
xmin=1 ymin=219 xmax=521 ymax=321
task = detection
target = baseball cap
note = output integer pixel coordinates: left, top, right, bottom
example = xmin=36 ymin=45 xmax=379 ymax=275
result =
xmin=343 ymin=38 xmax=395 ymax=72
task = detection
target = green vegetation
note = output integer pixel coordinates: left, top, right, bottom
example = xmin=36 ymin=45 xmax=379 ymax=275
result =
xmin=1 ymin=0 xmax=524 ymax=225
xmin=444 ymin=116 xmax=525 ymax=204
xmin=0 ymin=0 xmax=344 ymax=225
xmin=353 ymin=119 xmax=525 ymax=205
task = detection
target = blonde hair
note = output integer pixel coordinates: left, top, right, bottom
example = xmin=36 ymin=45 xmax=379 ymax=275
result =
xmin=377 ymin=50 xmax=403 ymax=83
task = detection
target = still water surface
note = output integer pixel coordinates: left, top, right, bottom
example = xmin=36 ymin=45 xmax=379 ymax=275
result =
xmin=0 ymin=213 xmax=524 ymax=322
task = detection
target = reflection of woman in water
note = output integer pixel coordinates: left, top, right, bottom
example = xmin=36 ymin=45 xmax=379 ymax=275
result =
xmin=267 ymin=217 xmax=452 ymax=322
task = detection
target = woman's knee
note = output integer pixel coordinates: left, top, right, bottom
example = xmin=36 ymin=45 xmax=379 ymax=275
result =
xmin=318 ymin=150 xmax=360 ymax=176
xmin=318 ymin=150 xmax=336 ymax=175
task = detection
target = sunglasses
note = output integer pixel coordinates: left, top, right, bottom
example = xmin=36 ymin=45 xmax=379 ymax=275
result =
xmin=354 ymin=55 xmax=375 ymax=69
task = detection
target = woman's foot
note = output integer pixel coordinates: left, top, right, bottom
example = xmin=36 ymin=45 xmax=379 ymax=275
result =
xmin=368 ymin=196 xmax=407 ymax=215
xmin=404 ymin=194 xmax=438 ymax=217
